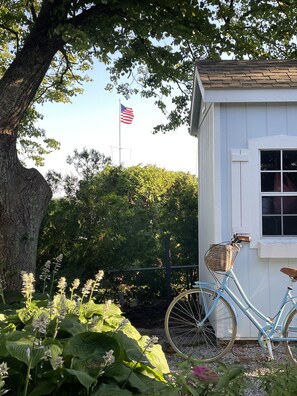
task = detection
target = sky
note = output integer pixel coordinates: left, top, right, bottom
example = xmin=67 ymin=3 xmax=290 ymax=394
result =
xmin=32 ymin=61 xmax=198 ymax=178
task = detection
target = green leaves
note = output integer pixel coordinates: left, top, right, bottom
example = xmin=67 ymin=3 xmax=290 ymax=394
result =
xmin=6 ymin=336 xmax=44 ymax=368
xmin=2 ymin=0 xmax=297 ymax=163
xmin=0 ymin=293 xmax=170 ymax=395
xmin=39 ymin=162 xmax=198 ymax=304
xmin=66 ymin=368 xmax=96 ymax=391
xmin=59 ymin=314 xmax=88 ymax=336
xmin=65 ymin=332 xmax=120 ymax=360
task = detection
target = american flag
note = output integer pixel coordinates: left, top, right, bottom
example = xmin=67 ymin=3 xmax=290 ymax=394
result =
xmin=120 ymin=104 xmax=134 ymax=124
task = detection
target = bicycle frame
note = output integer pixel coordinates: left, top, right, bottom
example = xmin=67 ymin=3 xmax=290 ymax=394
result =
xmin=194 ymin=268 xmax=297 ymax=345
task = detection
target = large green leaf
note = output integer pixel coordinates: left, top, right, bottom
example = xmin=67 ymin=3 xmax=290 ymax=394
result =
xmin=144 ymin=344 xmax=170 ymax=375
xmin=112 ymin=331 xmax=148 ymax=364
xmin=71 ymin=356 xmax=103 ymax=378
xmin=27 ymin=380 xmax=57 ymax=396
xmin=66 ymin=368 xmax=96 ymax=391
xmin=59 ymin=314 xmax=88 ymax=336
xmin=64 ymin=332 xmax=120 ymax=360
xmin=121 ymin=323 xmax=142 ymax=340
xmin=90 ymin=382 xmax=133 ymax=396
xmin=84 ymin=301 xmax=122 ymax=318
xmin=6 ymin=338 xmax=44 ymax=368
xmin=0 ymin=333 xmax=11 ymax=357
xmin=104 ymin=363 xmax=147 ymax=392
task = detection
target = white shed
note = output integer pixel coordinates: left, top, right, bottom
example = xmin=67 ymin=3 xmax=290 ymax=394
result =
xmin=190 ymin=60 xmax=297 ymax=339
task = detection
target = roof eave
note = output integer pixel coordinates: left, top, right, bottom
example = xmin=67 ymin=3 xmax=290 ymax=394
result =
xmin=189 ymin=69 xmax=205 ymax=136
xmin=203 ymin=88 xmax=297 ymax=103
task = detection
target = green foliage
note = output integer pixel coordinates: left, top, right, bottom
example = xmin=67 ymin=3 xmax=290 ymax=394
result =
xmin=38 ymin=154 xmax=198 ymax=300
xmin=148 ymin=356 xmax=250 ymax=395
xmin=0 ymin=271 xmax=169 ymax=395
xmin=3 ymin=0 xmax=297 ymax=160
xmin=258 ymin=363 xmax=297 ymax=395
xmin=16 ymin=107 xmax=60 ymax=166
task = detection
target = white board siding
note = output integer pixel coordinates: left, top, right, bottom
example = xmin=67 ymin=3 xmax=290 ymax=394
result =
xmin=197 ymin=100 xmax=297 ymax=338
xmin=198 ymin=103 xmax=214 ymax=281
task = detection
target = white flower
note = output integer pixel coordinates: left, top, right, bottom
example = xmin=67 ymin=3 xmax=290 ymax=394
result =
xmin=71 ymin=278 xmax=80 ymax=290
xmin=81 ymin=279 xmax=94 ymax=297
xmin=95 ymin=270 xmax=104 ymax=283
xmin=0 ymin=363 xmax=8 ymax=377
xmin=52 ymin=356 xmax=64 ymax=370
xmin=26 ymin=347 xmax=31 ymax=361
xmin=41 ymin=349 xmax=52 ymax=361
xmin=102 ymin=350 xmax=115 ymax=366
xmin=144 ymin=336 xmax=159 ymax=351
xmin=56 ymin=294 xmax=67 ymax=320
xmin=47 ymin=300 xmax=55 ymax=317
xmin=53 ymin=254 xmax=63 ymax=274
xmin=116 ymin=318 xmax=130 ymax=331
xmin=32 ymin=312 xmax=50 ymax=335
xmin=57 ymin=277 xmax=67 ymax=294
xmin=21 ymin=272 xmax=35 ymax=302
xmin=39 ymin=260 xmax=51 ymax=281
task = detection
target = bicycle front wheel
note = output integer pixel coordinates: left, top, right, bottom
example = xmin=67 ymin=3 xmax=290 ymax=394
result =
xmin=164 ymin=288 xmax=237 ymax=362
xmin=283 ymin=308 xmax=297 ymax=365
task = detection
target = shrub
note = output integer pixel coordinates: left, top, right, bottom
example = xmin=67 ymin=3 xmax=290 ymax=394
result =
xmin=161 ymin=357 xmax=249 ymax=396
xmin=258 ymin=363 xmax=297 ymax=395
xmin=0 ymin=268 xmax=169 ymax=395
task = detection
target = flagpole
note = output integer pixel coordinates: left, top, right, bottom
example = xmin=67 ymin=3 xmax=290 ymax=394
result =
xmin=119 ymin=99 xmax=122 ymax=166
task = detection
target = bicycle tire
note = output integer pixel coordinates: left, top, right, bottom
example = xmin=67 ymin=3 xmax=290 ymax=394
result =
xmin=283 ymin=308 xmax=297 ymax=365
xmin=164 ymin=288 xmax=237 ymax=362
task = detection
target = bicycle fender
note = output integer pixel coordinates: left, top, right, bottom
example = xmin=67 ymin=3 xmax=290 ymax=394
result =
xmin=283 ymin=306 xmax=297 ymax=328
xmin=193 ymin=281 xmax=238 ymax=322
xmin=193 ymin=281 xmax=217 ymax=290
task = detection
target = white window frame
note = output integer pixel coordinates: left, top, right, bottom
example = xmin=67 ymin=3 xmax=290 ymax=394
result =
xmin=260 ymin=149 xmax=297 ymax=237
xmin=232 ymin=135 xmax=297 ymax=257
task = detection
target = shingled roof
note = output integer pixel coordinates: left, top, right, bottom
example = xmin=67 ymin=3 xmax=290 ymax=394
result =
xmin=196 ymin=60 xmax=297 ymax=89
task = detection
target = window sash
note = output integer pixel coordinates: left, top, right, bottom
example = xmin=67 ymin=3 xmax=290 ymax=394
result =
xmin=261 ymin=150 xmax=297 ymax=236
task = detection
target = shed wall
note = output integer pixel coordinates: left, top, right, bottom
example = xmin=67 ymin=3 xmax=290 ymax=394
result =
xmin=199 ymin=102 xmax=297 ymax=339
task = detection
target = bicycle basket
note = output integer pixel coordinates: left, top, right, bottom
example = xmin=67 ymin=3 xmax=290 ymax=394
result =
xmin=204 ymin=243 xmax=236 ymax=272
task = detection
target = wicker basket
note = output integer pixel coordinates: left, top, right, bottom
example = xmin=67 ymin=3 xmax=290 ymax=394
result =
xmin=204 ymin=244 xmax=236 ymax=272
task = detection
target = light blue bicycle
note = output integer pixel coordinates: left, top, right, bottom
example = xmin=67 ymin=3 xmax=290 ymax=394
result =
xmin=164 ymin=233 xmax=297 ymax=364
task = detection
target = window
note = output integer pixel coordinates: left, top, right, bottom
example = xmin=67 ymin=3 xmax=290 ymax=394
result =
xmin=261 ymin=150 xmax=297 ymax=236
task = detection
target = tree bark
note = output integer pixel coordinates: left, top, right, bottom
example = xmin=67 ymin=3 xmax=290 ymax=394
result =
xmin=0 ymin=1 xmax=63 ymax=289
xmin=0 ymin=136 xmax=52 ymax=290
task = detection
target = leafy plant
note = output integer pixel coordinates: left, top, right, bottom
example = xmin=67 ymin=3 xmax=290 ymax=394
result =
xmin=38 ymin=162 xmax=198 ymax=302
xmin=163 ymin=357 xmax=249 ymax=396
xmin=258 ymin=363 xmax=297 ymax=396
xmin=0 ymin=270 xmax=169 ymax=395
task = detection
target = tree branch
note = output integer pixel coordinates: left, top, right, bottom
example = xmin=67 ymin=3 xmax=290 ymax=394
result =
xmin=0 ymin=23 xmax=20 ymax=52
xmin=27 ymin=0 xmax=37 ymax=22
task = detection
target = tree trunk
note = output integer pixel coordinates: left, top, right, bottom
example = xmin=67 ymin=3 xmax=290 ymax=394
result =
xmin=0 ymin=135 xmax=52 ymax=290
xmin=0 ymin=1 xmax=64 ymax=290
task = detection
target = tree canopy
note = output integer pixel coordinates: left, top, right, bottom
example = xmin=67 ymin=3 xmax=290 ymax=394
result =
xmin=38 ymin=154 xmax=198 ymax=300
xmin=2 ymin=1 xmax=297 ymax=148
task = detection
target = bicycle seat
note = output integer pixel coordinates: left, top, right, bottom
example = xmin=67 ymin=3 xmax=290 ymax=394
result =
xmin=280 ymin=267 xmax=297 ymax=280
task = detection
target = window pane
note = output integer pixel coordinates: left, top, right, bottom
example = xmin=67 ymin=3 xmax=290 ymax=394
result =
xmin=261 ymin=151 xmax=280 ymax=171
xmin=283 ymin=196 xmax=297 ymax=214
xmin=284 ymin=217 xmax=297 ymax=235
xmin=262 ymin=197 xmax=281 ymax=214
xmin=262 ymin=216 xmax=281 ymax=236
xmin=261 ymin=172 xmax=281 ymax=192
xmin=283 ymin=173 xmax=297 ymax=192
xmin=283 ymin=151 xmax=297 ymax=170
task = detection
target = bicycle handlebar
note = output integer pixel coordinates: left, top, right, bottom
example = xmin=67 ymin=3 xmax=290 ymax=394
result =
xmin=232 ymin=233 xmax=251 ymax=243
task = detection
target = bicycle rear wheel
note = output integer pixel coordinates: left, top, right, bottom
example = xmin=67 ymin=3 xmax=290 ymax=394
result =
xmin=164 ymin=288 xmax=237 ymax=362
xmin=283 ymin=308 xmax=297 ymax=365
